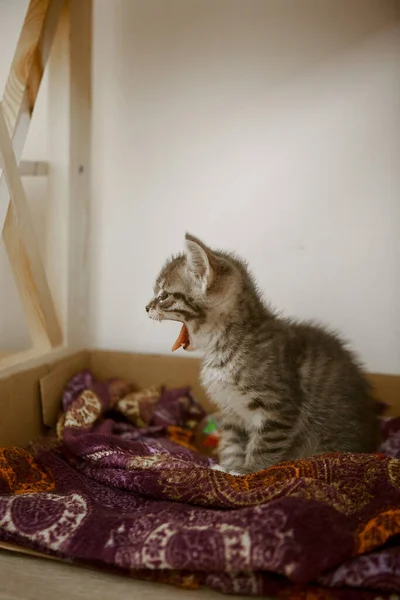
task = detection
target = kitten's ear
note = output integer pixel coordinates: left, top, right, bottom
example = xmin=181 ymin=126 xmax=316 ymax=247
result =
xmin=184 ymin=233 xmax=214 ymax=289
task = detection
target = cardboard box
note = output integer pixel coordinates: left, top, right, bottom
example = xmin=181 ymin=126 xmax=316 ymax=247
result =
xmin=0 ymin=349 xmax=399 ymax=598
xmin=1 ymin=349 xmax=400 ymax=447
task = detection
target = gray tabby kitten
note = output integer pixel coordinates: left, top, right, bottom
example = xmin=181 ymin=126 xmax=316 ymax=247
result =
xmin=146 ymin=233 xmax=379 ymax=474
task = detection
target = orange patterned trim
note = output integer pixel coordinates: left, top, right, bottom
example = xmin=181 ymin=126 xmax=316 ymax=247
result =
xmin=356 ymin=508 xmax=400 ymax=554
xmin=0 ymin=447 xmax=54 ymax=495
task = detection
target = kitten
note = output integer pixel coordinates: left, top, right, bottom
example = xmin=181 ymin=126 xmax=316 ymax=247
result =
xmin=146 ymin=233 xmax=379 ymax=474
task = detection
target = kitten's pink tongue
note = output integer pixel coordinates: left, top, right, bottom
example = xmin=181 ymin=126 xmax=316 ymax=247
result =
xmin=171 ymin=324 xmax=189 ymax=352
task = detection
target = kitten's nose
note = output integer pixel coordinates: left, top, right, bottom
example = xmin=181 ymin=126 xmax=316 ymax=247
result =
xmin=146 ymin=299 xmax=156 ymax=313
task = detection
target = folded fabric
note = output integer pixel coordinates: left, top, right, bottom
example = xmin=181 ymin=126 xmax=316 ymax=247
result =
xmin=0 ymin=370 xmax=400 ymax=599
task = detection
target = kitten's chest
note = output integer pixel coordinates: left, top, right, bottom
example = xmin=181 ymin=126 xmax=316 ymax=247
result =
xmin=201 ymin=363 xmax=249 ymax=423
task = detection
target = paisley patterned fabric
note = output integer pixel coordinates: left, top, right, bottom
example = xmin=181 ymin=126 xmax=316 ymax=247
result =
xmin=1 ymin=370 xmax=400 ymax=599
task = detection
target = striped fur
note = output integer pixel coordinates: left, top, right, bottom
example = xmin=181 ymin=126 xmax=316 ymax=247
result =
xmin=147 ymin=234 xmax=379 ymax=474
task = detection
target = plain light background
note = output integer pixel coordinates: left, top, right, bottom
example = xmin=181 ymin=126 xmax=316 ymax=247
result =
xmin=1 ymin=0 xmax=400 ymax=373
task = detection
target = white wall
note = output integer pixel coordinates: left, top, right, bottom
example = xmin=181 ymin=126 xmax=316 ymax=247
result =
xmin=90 ymin=0 xmax=400 ymax=373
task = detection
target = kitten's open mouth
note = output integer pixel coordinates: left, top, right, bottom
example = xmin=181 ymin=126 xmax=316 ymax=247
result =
xmin=171 ymin=323 xmax=190 ymax=352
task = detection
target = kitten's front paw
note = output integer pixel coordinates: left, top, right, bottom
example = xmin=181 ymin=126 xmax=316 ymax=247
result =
xmin=211 ymin=464 xmax=242 ymax=476
xmin=211 ymin=463 xmax=226 ymax=472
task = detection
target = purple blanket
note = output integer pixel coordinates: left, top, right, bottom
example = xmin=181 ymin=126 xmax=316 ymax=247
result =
xmin=1 ymin=370 xmax=400 ymax=598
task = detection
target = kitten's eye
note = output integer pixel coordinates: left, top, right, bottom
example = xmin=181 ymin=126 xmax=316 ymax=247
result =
xmin=158 ymin=291 xmax=169 ymax=302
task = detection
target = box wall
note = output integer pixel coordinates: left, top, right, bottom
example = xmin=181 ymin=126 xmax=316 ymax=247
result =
xmin=0 ymin=349 xmax=399 ymax=446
